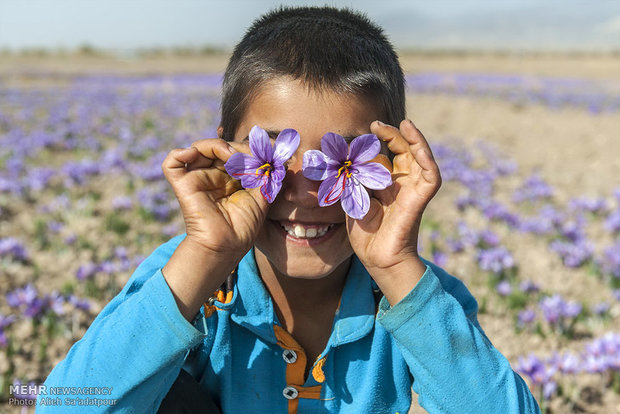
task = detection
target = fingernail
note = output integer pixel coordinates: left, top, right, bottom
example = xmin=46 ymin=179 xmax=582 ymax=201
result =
xmin=375 ymin=120 xmax=385 ymax=126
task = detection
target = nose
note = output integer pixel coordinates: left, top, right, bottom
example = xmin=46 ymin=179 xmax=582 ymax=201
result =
xmin=279 ymin=152 xmax=320 ymax=208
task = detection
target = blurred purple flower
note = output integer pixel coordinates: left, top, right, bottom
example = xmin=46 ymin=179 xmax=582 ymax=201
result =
xmin=517 ymin=309 xmax=536 ymax=326
xmin=605 ymin=209 xmax=620 ymax=233
xmin=539 ymin=294 xmax=582 ymax=327
xmin=76 ymin=262 xmax=98 ymax=280
xmin=112 ymin=196 xmax=133 ymax=211
xmin=45 ymin=291 xmax=65 ymax=315
xmin=98 ymin=260 xmax=116 ymax=275
xmin=513 ymin=173 xmax=554 ymax=203
xmin=519 ymin=280 xmax=540 ymax=294
xmin=549 ymin=238 xmax=593 ymax=268
xmin=592 ymin=302 xmax=610 ymax=316
xmin=446 ymin=238 xmax=465 ymax=253
xmin=6 ymin=284 xmax=38 ymax=308
xmin=476 ymin=246 xmax=515 ymax=274
xmin=599 ymin=239 xmax=620 ymax=279
xmin=47 ymin=221 xmax=63 ymax=233
xmin=457 ymin=222 xmax=479 ymax=247
xmin=496 ymin=280 xmax=512 ymax=296
xmin=549 ymin=352 xmax=581 ymax=375
xmin=568 ymin=196 xmax=608 ymax=214
xmin=0 ymin=313 xmax=16 ymax=330
xmin=226 ymin=126 xmax=300 ymax=203
xmin=69 ymin=295 xmax=91 ymax=311
xmin=515 ymin=354 xmax=557 ymax=398
xmin=22 ymin=167 xmax=56 ymax=192
xmin=62 ymin=158 xmax=101 ymax=186
xmin=479 ymin=229 xmax=500 ymax=247
xmin=0 ymin=237 xmax=29 ymax=261
xmin=432 ymin=250 xmax=447 ymax=267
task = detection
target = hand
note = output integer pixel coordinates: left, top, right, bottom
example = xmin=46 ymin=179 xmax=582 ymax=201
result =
xmin=347 ymin=120 xmax=442 ymax=305
xmin=162 ymin=139 xmax=269 ymax=257
xmin=161 ymin=138 xmax=270 ymax=320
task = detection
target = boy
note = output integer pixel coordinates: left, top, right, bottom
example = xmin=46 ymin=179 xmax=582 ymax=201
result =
xmin=39 ymin=6 xmax=540 ymax=413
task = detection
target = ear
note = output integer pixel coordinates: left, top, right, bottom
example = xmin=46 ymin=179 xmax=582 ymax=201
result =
xmin=217 ymin=126 xmax=224 ymax=139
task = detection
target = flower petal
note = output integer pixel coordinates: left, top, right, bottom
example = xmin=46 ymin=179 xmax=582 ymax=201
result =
xmin=260 ymin=177 xmax=282 ymax=203
xmin=341 ymin=177 xmax=370 ymax=219
xmin=224 ymin=153 xmax=265 ymax=188
xmin=302 ymin=150 xmax=331 ymax=181
xmin=249 ymin=125 xmax=273 ymax=162
xmin=348 ymin=134 xmax=380 ymax=164
xmin=352 ymin=162 xmax=393 ymax=190
xmin=273 ymin=129 xmax=300 ymax=164
xmin=318 ymin=174 xmax=346 ymax=207
xmin=270 ymin=163 xmax=286 ymax=184
xmin=321 ymin=132 xmax=349 ymax=164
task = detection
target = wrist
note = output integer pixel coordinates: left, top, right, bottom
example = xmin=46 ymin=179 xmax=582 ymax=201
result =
xmin=162 ymin=237 xmax=242 ymax=321
xmin=367 ymin=255 xmax=426 ymax=307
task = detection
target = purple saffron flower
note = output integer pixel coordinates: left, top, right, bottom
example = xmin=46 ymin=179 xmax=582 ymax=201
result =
xmin=76 ymin=262 xmax=98 ymax=280
xmin=0 ymin=238 xmax=29 ymax=261
xmin=432 ymin=250 xmax=447 ymax=267
xmin=599 ymin=240 xmax=620 ymax=279
xmin=225 ymin=126 xmax=299 ymax=203
xmin=6 ymin=284 xmax=38 ymax=308
xmin=112 ymin=196 xmax=133 ymax=211
xmin=513 ymin=173 xmax=554 ymax=203
xmin=592 ymin=302 xmax=610 ymax=316
xmin=496 ymin=280 xmax=512 ymax=296
xmin=517 ymin=309 xmax=536 ymax=326
xmin=605 ymin=209 xmax=620 ymax=233
xmin=69 ymin=295 xmax=91 ymax=311
xmin=46 ymin=291 xmax=65 ymax=315
xmin=302 ymin=133 xmax=392 ymax=219
xmin=519 ymin=280 xmax=540 ymax=294
xmin=476 ymin=246 xmax=515 ymax=274
xmin=0 ymin=313 xmax=16 ymax=330
xmin=550 ymin=352 xmax=581 ymax=375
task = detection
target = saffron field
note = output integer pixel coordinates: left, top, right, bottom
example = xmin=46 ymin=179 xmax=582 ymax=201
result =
xmin=1 ymin=54 xmax=619 ymax=413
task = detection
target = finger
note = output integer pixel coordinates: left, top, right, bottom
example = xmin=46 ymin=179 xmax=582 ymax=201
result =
xmin=400 ymin=119 xmax=435 ymax=160
xmin=188 ymin=141 xmax=251 ymax=172
xmin=190 ymin=138 xmax=238 ymax=163
xmin=162 ymin=147 xmax=201 ymax=180
xmin=370 ymin=121 xmax=410 ymax=155
xmin=415 ymin=148 xmax=442 ymax=189
xmin=368 ymin=153 xmax=393 ymax=173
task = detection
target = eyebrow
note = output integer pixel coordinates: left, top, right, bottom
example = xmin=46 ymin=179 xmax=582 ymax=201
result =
xmin=242 ymin=130 xmax=358 ymax=143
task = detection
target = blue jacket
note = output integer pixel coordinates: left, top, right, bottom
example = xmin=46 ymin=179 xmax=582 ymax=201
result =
xmin=38 ymin=234 xmax=540 ymax=413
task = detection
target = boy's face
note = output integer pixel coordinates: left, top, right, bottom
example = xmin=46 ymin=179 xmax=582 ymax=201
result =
xmin=232 ymin=77 xmax=381 ymax=279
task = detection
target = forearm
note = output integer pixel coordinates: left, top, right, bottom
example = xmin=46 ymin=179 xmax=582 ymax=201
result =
xmin=377 ymin=265 xmax=540 ymax=413
xmin=366 ymin=255 xmax=426 ymax=306
xmin=39 ymin=269 xmax=207 ymax=412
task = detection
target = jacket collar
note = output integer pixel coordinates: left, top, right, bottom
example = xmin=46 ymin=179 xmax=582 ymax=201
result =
xmin=223 ymin=249 xmax=376 ymax=347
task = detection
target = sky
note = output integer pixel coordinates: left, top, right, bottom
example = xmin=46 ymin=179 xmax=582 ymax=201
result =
xmin=1 ymin=0 xmax=619 ymax=52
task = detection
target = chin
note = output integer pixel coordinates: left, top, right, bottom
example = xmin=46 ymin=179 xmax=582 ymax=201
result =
xmin=254 ymin=220 xmax=354 ymax=279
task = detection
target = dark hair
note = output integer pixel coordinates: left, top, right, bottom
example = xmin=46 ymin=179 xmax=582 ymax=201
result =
xmin=220 ymin=6 xmax=405 ymax=140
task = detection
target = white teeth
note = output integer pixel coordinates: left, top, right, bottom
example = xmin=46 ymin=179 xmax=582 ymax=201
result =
xmin=280 ymin=223 xmax=334 ymax=239
xmin=294 ymin=225 xmax=305 ymax=238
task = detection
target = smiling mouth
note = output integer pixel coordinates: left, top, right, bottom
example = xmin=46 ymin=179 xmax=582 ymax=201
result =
xmin=278 ymin=222 xmax=336 ymax=239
